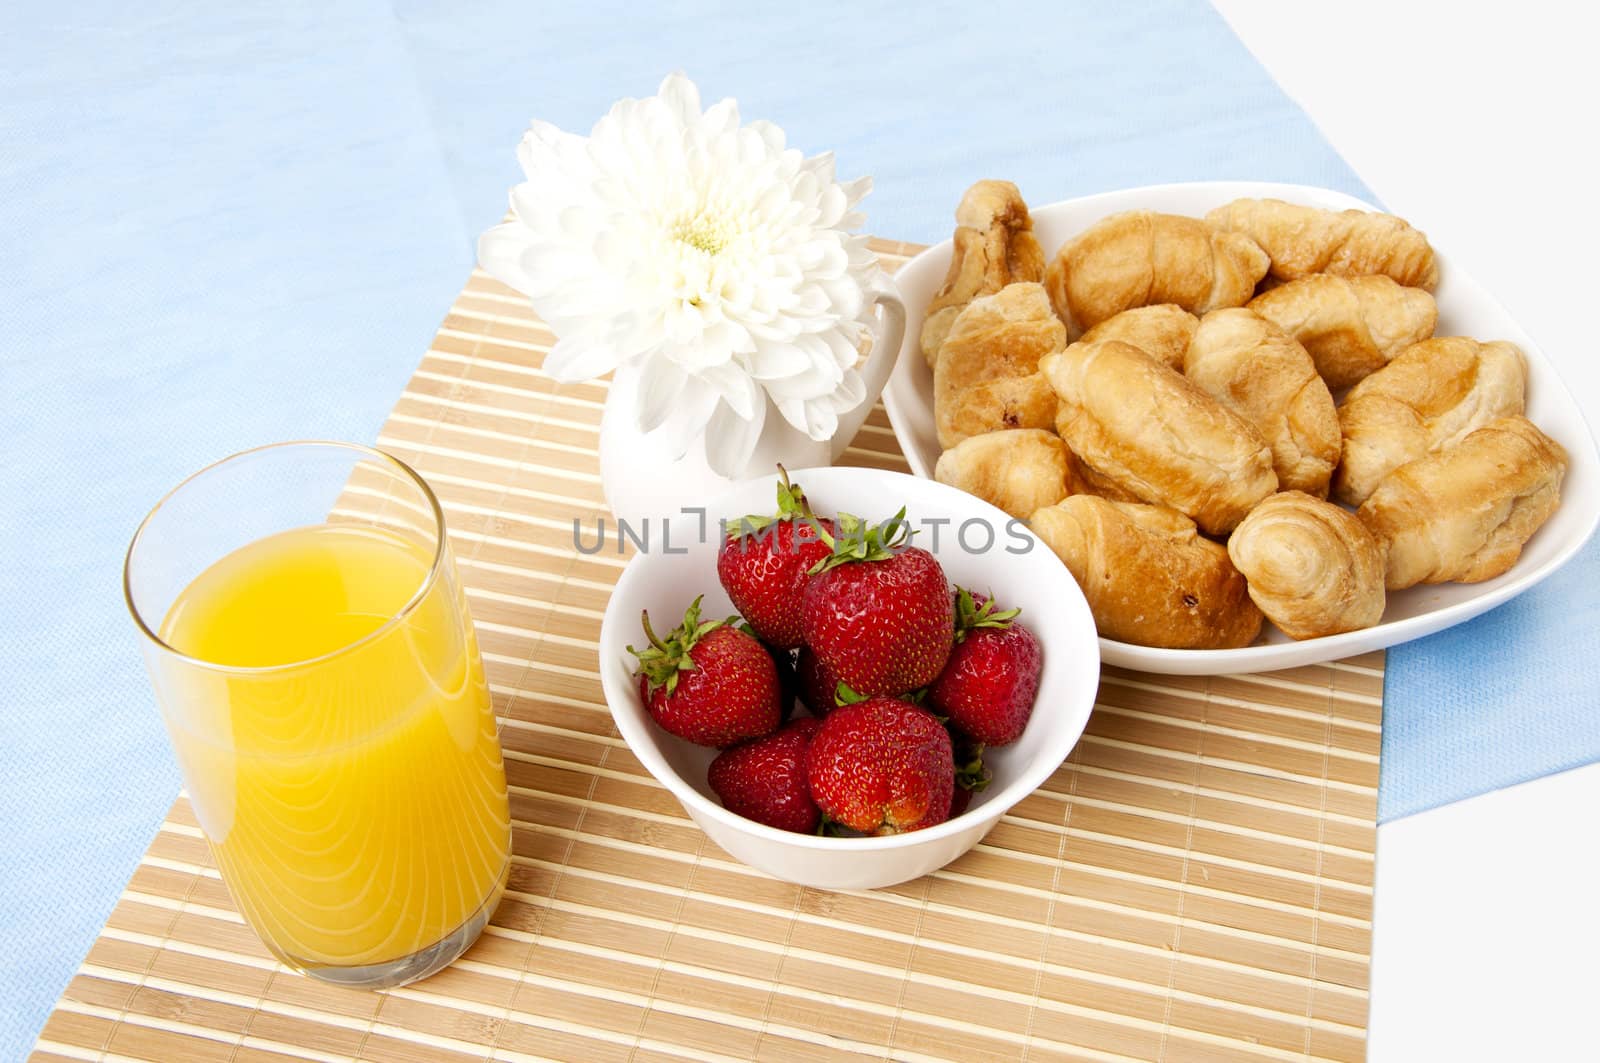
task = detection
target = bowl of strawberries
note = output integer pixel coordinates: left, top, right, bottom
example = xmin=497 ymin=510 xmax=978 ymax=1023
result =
xmin=597 ymin=466 xmax=1099 ymax=890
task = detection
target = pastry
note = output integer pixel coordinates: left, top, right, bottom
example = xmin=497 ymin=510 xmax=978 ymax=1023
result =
xmin=934 ymin=283 xmax=1062 ymax=448
xmin=1334 ymin=337 xmax=1528 ymax=506
xmin=1227 ymin=491 xmax=1386 ymax=639
xmin=1030 ymin=497 xmax=1262 ymax=649
xmin=1049 ymin=401 xmax=1144 ymax=501
xmin=1205 ymin=198 xmax=1439 ymax=289
xmin=1040 ymin=339 xmax=1278 ymax=535
xmin=1060 ymin=444 xmax=1142 ymax=503
xmin=1357 ymin=416 xmax=1567 ymax=589
xmin=1184 ymin=308 xmax=1341 ymax=497
xmin=1248 ymin=274 xmax=1437 ymax=391
xmin=920 ymin=180 xmax=1047 ymax=366
xmin=1043 ymin=211 xmax=1269 ymax=338
xmin=1074 ymin=303 xmax=1199 ymax=371
xmin=934 ymin=429 xmax=1072 ymax=519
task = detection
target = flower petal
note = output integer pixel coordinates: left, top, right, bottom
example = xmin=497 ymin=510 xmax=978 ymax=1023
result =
xmin=746 ymin=338 xmax=812 ymax=381
xmin=705 ymin=391 xmax=767 ymax=478
xmin=701 ymin=96 xmax=741 ymax=136
xmin=839 ymin=175 xmax=872 ymax=210
xmin=651 ymin=376 xmax=720 ymax=459
xmin=657 ymin=73 xmax=703 ymax=124
xmin=634 ymin=357 xmax=687 ymax=433
xmin=697 ymin=361 xmax=760 ymax=420
xmin=544 ymin=334 xmax=620 ymax=382
xmin=476 ymin=222 xmax=541 ymax=294
xmin=827 ymin=367 xmax=866 ymax=412
xmin=798 ymin=397 xmax=839 ymax=442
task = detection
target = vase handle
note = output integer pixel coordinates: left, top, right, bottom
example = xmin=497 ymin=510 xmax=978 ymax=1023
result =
xmin=833 ymin=274 xmax=907 ymax=461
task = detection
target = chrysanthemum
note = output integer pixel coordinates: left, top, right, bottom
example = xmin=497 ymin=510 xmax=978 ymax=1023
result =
xmin=478 ymin=74 xmax=882 ymax=476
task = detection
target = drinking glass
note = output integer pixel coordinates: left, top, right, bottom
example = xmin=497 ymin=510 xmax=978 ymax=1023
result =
xmin=124 ymin=442 xmax=511 ymax=988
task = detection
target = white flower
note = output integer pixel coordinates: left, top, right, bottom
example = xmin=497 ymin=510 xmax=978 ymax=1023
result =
xmin=478 ymin=74 xmax=882 ymax=476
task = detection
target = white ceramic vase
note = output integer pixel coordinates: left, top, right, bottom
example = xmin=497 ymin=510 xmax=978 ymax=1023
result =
xmin=597 ymin=277 xmax=908 ymax=529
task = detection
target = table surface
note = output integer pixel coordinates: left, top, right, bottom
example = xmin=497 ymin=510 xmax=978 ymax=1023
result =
xmin=4 ymin=1 xmax=1597 ymax=1058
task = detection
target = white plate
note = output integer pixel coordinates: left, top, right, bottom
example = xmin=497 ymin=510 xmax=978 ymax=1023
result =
xmin=881 ymin=181 xmax=1600 ymax=674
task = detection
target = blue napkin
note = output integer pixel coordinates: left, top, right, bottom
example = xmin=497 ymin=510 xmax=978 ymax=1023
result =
xmin=1380 ymin=535 xmax=1600 ymax=820
xmin=389 ymin=0 xmax=1366 ymax=244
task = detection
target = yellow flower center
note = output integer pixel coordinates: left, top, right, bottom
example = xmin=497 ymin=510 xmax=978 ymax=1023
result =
xmin=672 ymin=213 xmax=734 ymax=256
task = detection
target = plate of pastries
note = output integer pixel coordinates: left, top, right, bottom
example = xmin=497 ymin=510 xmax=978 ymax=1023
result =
xmin=882 ymin=181 xmax=1598 ymax=674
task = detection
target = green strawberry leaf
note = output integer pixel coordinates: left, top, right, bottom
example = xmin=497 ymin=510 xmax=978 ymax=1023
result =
xmin=952 ymin=585 xmax=1021 ymax=642
xmin=834 ymin=681 xmax=869 ymax=706
xmin=807 ymin=506 xmax=916 ymax=575
xmin=953 ymin=735 xmax=991 ymax=792
xmin=725 ymin=465 xmax=819 ymax=540
xmin=626 ymin=595 xmax=737 ymax=696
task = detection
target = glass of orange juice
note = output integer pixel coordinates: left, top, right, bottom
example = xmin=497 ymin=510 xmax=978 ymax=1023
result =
xmin=124 ymin=441 xmax=511 ymax=988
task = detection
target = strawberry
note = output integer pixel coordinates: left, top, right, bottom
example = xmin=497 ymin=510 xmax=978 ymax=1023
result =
xmin=740 ymin=622 xmax=800 ymax=722
xmin=717 ymin=469 xmax=835 ymax=649
xmin=800 ymin=510 xmax=955 ymax=697
xmin=927 ymin=588 xmax=1042 ymax=746
xmin=629 ymin=596 xmax=780 ymax=748
xmin=806 ymin=697 xmax=954 ymax=834
xmin=795 ymin=646 xmax=848 ymax=718
xmin=707 ymin=717 xmax=822 ymax=833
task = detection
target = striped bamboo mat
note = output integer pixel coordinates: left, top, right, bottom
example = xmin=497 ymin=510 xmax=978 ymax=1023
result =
xmin=33 ymin=240 xmax=1382 ymax=1063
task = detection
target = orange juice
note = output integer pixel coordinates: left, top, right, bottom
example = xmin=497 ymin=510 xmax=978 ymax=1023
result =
xmin=157 ymin=523 xmax=510 ymax=972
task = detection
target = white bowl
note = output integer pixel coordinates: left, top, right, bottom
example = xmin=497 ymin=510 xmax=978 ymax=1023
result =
xmin=882 ymin=181 xmax=1600 ymax=675
xmin=597 ymin=467 xmax=1099 ymax=890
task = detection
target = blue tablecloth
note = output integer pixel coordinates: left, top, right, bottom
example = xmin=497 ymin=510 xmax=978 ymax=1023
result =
xmin=3 ymin=1 xmax=1595 ymax=1053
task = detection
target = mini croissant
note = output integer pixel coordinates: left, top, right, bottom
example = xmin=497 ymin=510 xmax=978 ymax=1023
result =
xmin=1248 ymin=274 xmax=1437 ymax=391
xmin=934 ymin=429 xmax=1071 ymax=520
xmin=1357 ymin=416 xmax=1567 ymax=589
xmin=1031 ymin=496 xmax=1262 ymax=649
xmin=920 ymin=181 xmax=1047 ymax=366
xmin=1185 ymin=309 xmax=1341 ymax=497
xmin=1228 ymin=492 xmax=1386 ymax=640
xmin=1334 ymin=338 xmax=1528 ymax=506
xmin=934 ymin=283 xmax=1062 ymax=448
xmin=1205 ymin=198 xmax=1439 ymax=290
xmin=1041 ymin=339 xmax=1278 ymax=535
xmin=1074 ymin=304 xmax=1199 ymax=371
xmin=1044 ymin=211 xmax=1269 ymax=339
xmin=1060 ymin=445 xmax=1142 ymax=503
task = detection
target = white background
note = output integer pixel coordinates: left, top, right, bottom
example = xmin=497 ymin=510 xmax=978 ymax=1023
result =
xmin=1214 ymin=3 xmax=1599 ymax=1059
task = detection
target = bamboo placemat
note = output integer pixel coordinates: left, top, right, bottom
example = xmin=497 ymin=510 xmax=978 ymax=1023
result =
xmin=33 ymin=240 xmax=1382 ymax=1063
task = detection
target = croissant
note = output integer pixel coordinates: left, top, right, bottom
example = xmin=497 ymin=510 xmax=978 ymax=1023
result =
xmin=1334 ymin=338 xmax=1528 ymax=506
xmin=1357 ymin=416 xmax=1567 ymax=589
xmin=1051 ymin=399 xmax=1143 ymax=503
xmin=1030 ymin=496 xmax=1262 ymax=649
xmin=1205 ymin=198 xmax=1439 ymax=290
xmin=1248 ymin=274 xmax=1437 ymax=391
xmin=920 ymin=181 xmax=1047 ymax=366
xmin=1184 ymin=309 xmax=1341 ymax=497
xmin=935 ymin=429 xmax=1072 ymax=519
xmin=1074 ymin=304 xmax=1199 ymax=371
xmin=1043 ymin=211 xmax=1269 ymax=339
xmin=1060 ymin=444 xmax=1142 ymax=503
xmin=1041 ymin=339 xmax=1278 ymax=535
xmin=1227 ymin=492 xmax=1386 ymax=640
xmin=934 ymin=283 xmax=1062 ymax=448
